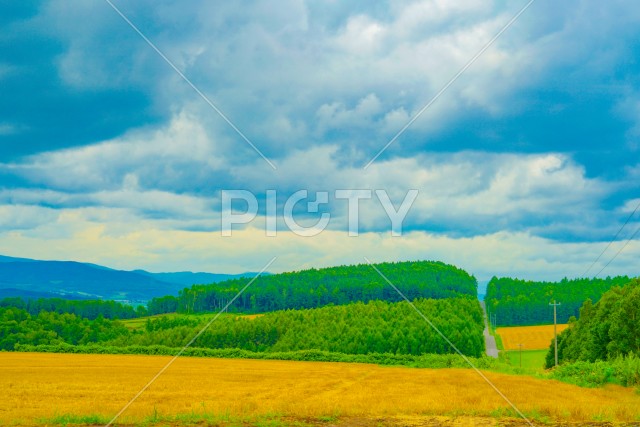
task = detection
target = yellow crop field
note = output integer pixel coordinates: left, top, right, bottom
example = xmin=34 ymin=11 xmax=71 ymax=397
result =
xmin=497 ymin=324 xmax=569 ymax=350
xmin=1 ymin=352 xmax=639 ymax=426
xmin=239 ymin=313 xmax=264 ymax=320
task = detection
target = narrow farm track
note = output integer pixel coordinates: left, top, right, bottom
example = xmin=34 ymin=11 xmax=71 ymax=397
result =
xmin=480 ymin=301 xmax=499 ymax=358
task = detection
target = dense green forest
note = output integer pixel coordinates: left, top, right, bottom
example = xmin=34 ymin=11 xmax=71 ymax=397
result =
xmin=546 ymin=279 xmax=640 ymax=368
xmin=0 ymin=260 xmax=480 ymax=358
xmin=0 ymin=261 xmax=476 ymax=320
xmin=123 ymin=297 xmax=484 ymax=357
xmin=1 ymin=297 xmax=484 ymax=357
xmin=485 ymin=276 xmax=631 ymax=326
xmin=0 ymin=297 xmax=146 ymax=319
xmin=0 ymin=307 xmax=129 ymax=350
xmin=148 ymin=261 xmax=478 ymax=315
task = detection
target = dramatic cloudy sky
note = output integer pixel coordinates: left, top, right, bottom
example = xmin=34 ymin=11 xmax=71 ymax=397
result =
xmin=1 ymin=0 xmax=639 ymax=280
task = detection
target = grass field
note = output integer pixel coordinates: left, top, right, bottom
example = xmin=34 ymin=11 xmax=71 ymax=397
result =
xmin=505 ymin=349 xmax=548 ymax=372
xmin=1 ymin=352 xmax=639 ymax=426
xmin=497 ymin=324 xmax=569 ymax=350
xmin=122 ymin=313 xmax=262 ymax=330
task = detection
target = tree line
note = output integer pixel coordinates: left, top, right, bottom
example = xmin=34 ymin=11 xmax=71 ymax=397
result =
xmin=117 ymin=297 xmax=485 ymax=357
xmin=546 ymin=278 xmax=640 ymax=368
xmin=0 ymin=261 xmax=477 ymax=320
xmin=15 ymin=344 xmax=500 ymax=371
xmin=0 ymin=306 xmax=129 ymax=350
xmin=1 ymin=297 xmax=485 ymax=357
xmin=0 ymin=297 xmax=146 ymax=320
xmin=148 ymin=260 xmax=478 ymax=315
xmin=484 ymin=276 xmax=631 ymax=326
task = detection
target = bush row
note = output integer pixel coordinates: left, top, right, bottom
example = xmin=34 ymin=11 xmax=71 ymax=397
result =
xmin=13 ymin=343 xmax=499 ymax=370
xmin=549 ymin=353 xmax=640 ymax=388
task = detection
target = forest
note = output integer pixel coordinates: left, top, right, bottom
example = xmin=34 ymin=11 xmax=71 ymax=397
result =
xmin=0 ymin=297 xmax=485 ymax=357
xmin=546 ymin=278 xmax=640 ymax=368
xmin=0 ymin=297 xmax=146 ymax=320
xmin=0 ymin=306 xmax=129 ymax=350
xmin=148 ymin=260 xmax=478 ymax=315
xmin=484 ymin=275 xmax=631 ymax=326
xmin=0 ymin=261 xmax=475 ymax=320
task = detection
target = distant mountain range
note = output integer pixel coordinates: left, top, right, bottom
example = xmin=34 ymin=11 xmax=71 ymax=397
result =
xmin=0 ymin=255 xmax=261 ymax=302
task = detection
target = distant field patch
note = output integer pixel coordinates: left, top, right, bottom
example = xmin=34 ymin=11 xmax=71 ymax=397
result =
xmin=497 ymin=324 xmax=569 ymax=350
xmin=121 ymin=313 xmax=174 ymax=330
xmin=505 ymin=349 xmax=547 ymax=372
xmin=121 ymin=313 xmax=235 ymax=330
xmin=2 ymin=352 xmax=639 ymax=425
xmin=238 ymin=313 xmax=264 ymax=320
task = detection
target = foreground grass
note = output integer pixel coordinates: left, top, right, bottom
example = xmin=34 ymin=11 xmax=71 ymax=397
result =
xmin=2 ymin=352 xmax=640 ymax=426
xmin=35 ymin=413 xmax=571 ymax=427
xmin=35 ymin=412 xmax=589 ymax=427
xmin=39 ymin=412 xmax=313 ymax=427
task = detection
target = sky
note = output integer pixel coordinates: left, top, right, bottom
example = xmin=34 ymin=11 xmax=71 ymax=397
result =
xmin=0 ymin=0 xmax=639 ymax=281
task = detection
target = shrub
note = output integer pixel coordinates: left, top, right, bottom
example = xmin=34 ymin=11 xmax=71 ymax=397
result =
xmin=550 ymin=360 xmax=615 ymax=387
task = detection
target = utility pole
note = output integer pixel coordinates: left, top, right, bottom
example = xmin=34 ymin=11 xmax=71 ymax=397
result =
xmin=549 ymin=300 xmax=561 ymax=367
xmin=518 ymin=343 xmax=523 ymax=368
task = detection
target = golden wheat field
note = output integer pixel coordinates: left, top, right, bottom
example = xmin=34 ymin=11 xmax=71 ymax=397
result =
xmin=497 ymin=324 xmax=569 ymax=351
xmin=1 ymin=352 xmax=639 ymax=426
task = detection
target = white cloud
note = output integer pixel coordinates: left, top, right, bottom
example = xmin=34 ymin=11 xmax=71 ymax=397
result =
xmin=26 ymin=0 xmax=640 ymax=158
xmin=2 ymin=0 xmax=639 ymax=277
xmin=0 ymin=214 xmax=637 ymax=281
xmin=0 ymin=204 xmax=60 ymax=231
xmin=4 ymin=111 xmax=227 ymax=192
xmin=2 ymin=122 xmax=616 ymax=240
xmin=316 ymin=93 xmax=383 ymax=131
xmin=335 ymin=15 xmax=386 ymax=54
xmin=231 ymin=148 xmax=611 ymax=237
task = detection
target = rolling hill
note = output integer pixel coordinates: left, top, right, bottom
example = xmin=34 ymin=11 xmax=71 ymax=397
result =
xmin=0 ymin=255 xmax=261 ymax=301
xmin=148 ymin=260 xmax=478 ymax=315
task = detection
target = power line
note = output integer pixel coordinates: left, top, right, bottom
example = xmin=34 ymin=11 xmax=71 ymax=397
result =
xmin=581 ymin=199 xmax=640 ymax=277
xmin=593 ymin=223 xmax=640 ymax=278
xmin=549 ymin=300 xmax=561 ymax=367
